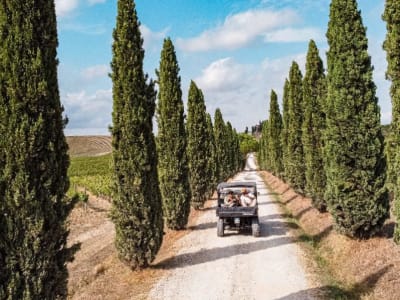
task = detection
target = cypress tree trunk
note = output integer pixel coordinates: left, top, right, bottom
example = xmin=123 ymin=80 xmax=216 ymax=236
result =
xmin=0 ymin=1 xmax=73 ymax=298
xmin=110 ymin=0 xmax=163 ymax=268
xmin=187 ymin=81 xmax=209 ymax=209
xmin=281 ymin=79 xmax=290 ymax=180
xmin=302 ymin=40 xmax=327 ymax=211
xmin=325 ymin=0 xmax=388 ymax=238
xmin=267 ymin=90 xmax=284 ymax=177
xmin=286 ymin=62 xmax=305 ymax=193
xmin=156 ymin=38 xmax=191 ymax=230
xmin=383 ymin=0 xmax=400 ymax=243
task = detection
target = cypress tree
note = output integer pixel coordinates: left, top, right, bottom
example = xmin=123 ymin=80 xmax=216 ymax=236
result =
xmin=226 ymin=121 xmax=236 ymax=176
xmin=233 ymin=129 xmax=243 ymax=172
xmin=187 ymin=81 xmax=209 ymax=209
xmin=286 ymin=62 xmax=305 ymax=192
xmin=281 ymin=79 xmax=290 ymax=180
xmin=214 ymin=108 xmax=229 ymax=181
xmin=110 ymin=0 xmax=163 ymax=268
xmin=383 ymin=0 xmax=400 ymax=242
xmin=325 ymin=0 xmax=388 ymax=237
xmin=156 ymin=38 xmax=191 ymax=230
xmin=0 ymin=0 xmax=73 ymax=298
xmin=302 ymin=40 xmax=327 ymax=211
xmin=267 ymin=90 xmax=284 ymax=177
xmin=206 ymin=113 xmax=218 ymax=196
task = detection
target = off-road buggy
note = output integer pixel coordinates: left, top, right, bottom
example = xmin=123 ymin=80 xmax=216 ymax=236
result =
xmin=216 ymin=182 xmax=260 ymax=237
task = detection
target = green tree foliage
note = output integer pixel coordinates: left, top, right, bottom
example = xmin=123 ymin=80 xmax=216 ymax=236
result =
xmin=214 ymin=108 xmax=230 ymax=181
xmin=0 ymin=0 xmax=73 ymax=298
xmin=325 ymin=0 xmax=388 ymax=238
xmin=156 ymin=38 xmax=191 ymax=230
xmin=241 ymin=133 xmax=260 ymax=156
xmin=302 ymin=40 xmax=327 ymax=211
xmin=110 ymin=0 xmax=163 ymax=268
xmin=187 ymin=81 xmax=209 ymax=209
xmin=257 ymin=121 xmax=269 ymax=170
xmin=286 ymin=62 xmax=305 ymax=193
xmin=205 ymin=113 xmax=217 ymax=196
xmin=281 ymin=79 xmax=290 ymax=180
xmin=267 ymin=90 xmax=283 ymax=177
xmin=383 ymin=0 xmax=400 ymax=243
xmin=226 ymin=122 xmax=237 ymax=176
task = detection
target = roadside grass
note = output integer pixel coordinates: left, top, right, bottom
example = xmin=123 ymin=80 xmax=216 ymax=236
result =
xmin=262 ymin=180 xmax=363 ymax=300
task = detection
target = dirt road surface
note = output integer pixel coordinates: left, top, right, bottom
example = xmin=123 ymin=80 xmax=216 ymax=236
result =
xmin=149 ymin=154 xmax=317 ymax=300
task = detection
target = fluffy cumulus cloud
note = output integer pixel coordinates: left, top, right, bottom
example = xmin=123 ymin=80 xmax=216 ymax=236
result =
xmin=177 ymin=9 xmax=299 ymax=52
xmin=81 ymin=65 xmax=109 ymax=80
xmin=195 ymin=53 xmax=308 ymax=131
xmin=63 ymin=89 xmax=112 ymax=135
xmin=264 ymin=27 xmax=324 ymax=43
xmin=55 ymin=0 xmax=79 ymax=17
xmin=196 ymin=58 xmax=251 ymax=92
xmin=55 ymin=0 xmax=106 ymax=17
xmin=140 ymin=25 xmax=169 ymax=51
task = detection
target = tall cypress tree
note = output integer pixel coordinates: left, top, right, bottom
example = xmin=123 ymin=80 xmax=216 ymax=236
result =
xmin=0 ymin=1 xmax=73 ymax=298
xmin=187 ymin=81 xmax=209 ymax=209
xmin=205 ymin=113 xmax=218 ymax=196
xmin=267 ymin=90 xmax=284 ymax=177
xmin=302 ymin=40 xmax=327 ymax=211
xmin=286 ymin=62 xmax=305 ymax=192
xmin=214 ymin=108 xmax=229 ymax=181
xmin=281 ymin=79 xmax=290 ymax=180
xmin=156 ymin=38 xmax=191 ymax=230
xmin=110 ymin=0 xmax=163 ymax=268
xmin=226 ymin=121 xmax=236 ymax=176
xmin=383 ymin=0 xmax=400 ymax=242
xmin=325 ymin=0 xmax=388 ymax=237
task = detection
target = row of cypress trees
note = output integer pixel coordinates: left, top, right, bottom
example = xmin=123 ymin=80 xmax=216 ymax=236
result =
xmin=110 ymin=0 xmax=242 ymax=269
xmin=259 ymin=0 xmax=389 ymax=238
xmin=0 ymin=0 xmax=243 ymax=296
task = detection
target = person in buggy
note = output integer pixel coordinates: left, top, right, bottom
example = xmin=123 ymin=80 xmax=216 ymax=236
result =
xmin=240 ymin=188 xmax=256 ymax=207
xmin=224 ymin=190 xmax=240 ymax=207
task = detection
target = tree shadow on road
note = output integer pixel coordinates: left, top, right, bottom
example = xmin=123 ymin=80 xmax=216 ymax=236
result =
xmin=154 ymin=236 xmax=294 ymax=270
xmin=274 ymin=265 xmax=392 ymax=300
xmin=187 ymin=221 xmax=217 ymax=231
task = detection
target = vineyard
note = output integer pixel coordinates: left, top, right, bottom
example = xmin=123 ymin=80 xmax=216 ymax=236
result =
xmin=68 ymin=154 xmax=112 ymax=199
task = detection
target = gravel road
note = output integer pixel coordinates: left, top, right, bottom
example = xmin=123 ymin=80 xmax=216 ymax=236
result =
xmin=149 ymin=154 xmax=317 ymax=300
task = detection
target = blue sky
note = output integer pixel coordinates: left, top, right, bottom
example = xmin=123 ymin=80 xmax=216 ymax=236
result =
xmin=55 ymin=0 xmax=389 ymax=135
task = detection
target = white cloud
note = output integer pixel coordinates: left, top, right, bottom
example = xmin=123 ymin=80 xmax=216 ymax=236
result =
xmin=196 ymin=53 xmax=308 ymax=131
xmin=177 ymin=9 xmax=298 ymax=52
xmin=140 ymin=25 xmax=169 ymax=51
xmin=63 ymin=89 xmax=112 ymax=132
xmin=264 ymin=27 xmax=323 ymax=43
xmin=196 ymin=58 xmax=251 ymax=92
xmin=55 ymin=0 xmax=79 ymax=17
xmin=81 ymin=65 xmax=109 ymax=80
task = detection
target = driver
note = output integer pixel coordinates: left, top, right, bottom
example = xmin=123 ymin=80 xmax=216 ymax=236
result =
xmin=240 ymin=188 xmax=256 ymax=207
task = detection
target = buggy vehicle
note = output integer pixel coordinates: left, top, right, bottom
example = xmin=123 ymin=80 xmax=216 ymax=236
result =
xmin=216 ymin=182 xmax=260 ymax=237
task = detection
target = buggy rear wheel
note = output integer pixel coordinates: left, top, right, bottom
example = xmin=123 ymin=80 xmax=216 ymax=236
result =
xmin=217 ymin=218 xmax=224 ymax=237
xmin=252 ymin=217 xmax=260 ymax=237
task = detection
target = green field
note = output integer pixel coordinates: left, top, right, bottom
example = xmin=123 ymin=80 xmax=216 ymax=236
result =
xmin=68 ymin=154 xmax=112 ymax=199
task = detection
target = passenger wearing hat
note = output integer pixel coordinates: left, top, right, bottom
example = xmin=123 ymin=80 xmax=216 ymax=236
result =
xmin=240 ymin=188 xmax=256 ymax=207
